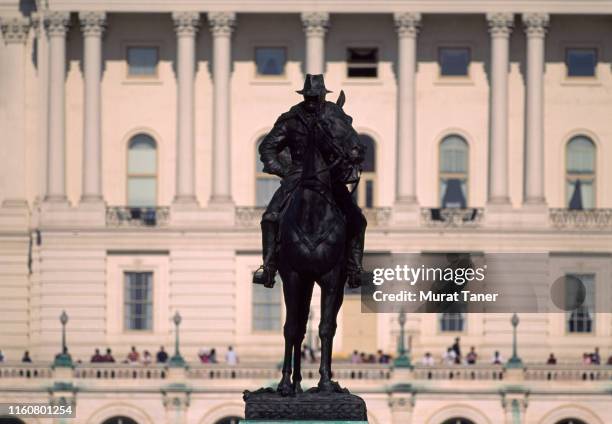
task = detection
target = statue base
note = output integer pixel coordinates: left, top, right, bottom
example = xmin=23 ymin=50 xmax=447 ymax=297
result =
xmin=243 ymin=388 xmax=367 ymax=422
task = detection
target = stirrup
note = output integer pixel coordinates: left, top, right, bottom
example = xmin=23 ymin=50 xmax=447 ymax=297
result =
xmin=253 ymin=265 xmax=277 ymax=288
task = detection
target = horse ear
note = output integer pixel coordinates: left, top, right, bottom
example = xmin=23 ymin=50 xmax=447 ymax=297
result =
xmin=336 ymin=90 xmax=346 ymax=108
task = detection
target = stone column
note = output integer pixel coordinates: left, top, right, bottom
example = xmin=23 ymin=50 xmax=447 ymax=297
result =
xmin=301 ymin=12 xmax=329 ymax=75
xmin=394 ymin=13 xmax=421 ymax=205
xmin=208 ymin=12 xmax=235 ymax=205
xmin=31 ymin=13 xmax=49 ymax=204
xmin=79 ymin=12 xmax=106 ymax=204
xmin=523 ymin=13 xmax=548 ymax=206
xmin=45 ymin=12 xmax=71 ymax=203
xmin=487 ymin=13 xmax=513 ymax=206
xmin=0 ymin=16 xmax=31 ymax=208
xmin=173 ymin=12 xmax=200 ymax=205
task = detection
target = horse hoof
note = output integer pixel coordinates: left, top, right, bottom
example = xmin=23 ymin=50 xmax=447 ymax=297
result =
xmin=277 ymin=382 xmax=293 ymax=397
xmin=293 ymin=382 xmax=303 ymax=394
xmin=317 ymin=379 xmax=345 ymax=393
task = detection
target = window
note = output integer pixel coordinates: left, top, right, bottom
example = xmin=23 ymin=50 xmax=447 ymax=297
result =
xmin=353 ymin=134 xmax=376 ymax=208
xmin=214 ymin=418 xmax=242 ymax=424
xmin=567 ymin=273 xmax=594 ymax=333
xmin=566 ymin=48 xmax=597 ymax=77
xmin=124 ymin=272 xmax=153 ymax=331
xmin=127 ymin=46 xmax=159 ymax=77
xmin=255 ymin=47 xmax=286 ymax=76
xmin=102 ymin=418 xmax=139 ymax=424
xmin=347 ymin=48 xmax=378 ymax=78
xmin=440 ymin=313 xmax=465 ymax=332
xmin=255 ymin=136 xmax=282 ymax=207
xmin=555 ymin=420 xmax=588 ymax=424
xmin=566 ymin=136 xmax=595 ymax=209
xmin=441 ymin=419 xmax=476 ymax=424
xmin=252 ymin=277 xmax=281 ymax=331
xmin=439 ymin=47 xmax=470 ymax=76
xmin=127 ymin=134 xmax=157 ymax=207
xmin=440 ymin=135 xmax=468 ymax=208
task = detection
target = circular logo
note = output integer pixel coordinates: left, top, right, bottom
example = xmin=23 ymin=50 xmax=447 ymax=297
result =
xmin=550 ymin=275 xmax=586 ymax=311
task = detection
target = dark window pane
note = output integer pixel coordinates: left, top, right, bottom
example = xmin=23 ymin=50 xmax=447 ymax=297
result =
xmin=439 ymin=47 xmax=470 ymax=76
xmin=347 ymin=48 xmax=378 ymax=78
xmin=358 ymin=135 xmax=376 ymax=172
xmin=127 ymin=47 xmax=158 ymax=76
xmin=255 ymin=47 xmax=286 ymax=75
xmin=566 ymin=48 xmax=597 ymax=77
xmin=365 ymin=180 xmax=374 ymax=209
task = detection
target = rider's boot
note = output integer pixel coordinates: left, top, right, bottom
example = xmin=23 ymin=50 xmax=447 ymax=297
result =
xmin=346 ymin=227 xmax=366 ymax=289
xmin=253 ymin=220 xmax=278 ymax=288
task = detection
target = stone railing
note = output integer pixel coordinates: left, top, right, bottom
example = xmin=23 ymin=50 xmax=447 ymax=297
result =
xmin=421 ymin=208 xmax=484 ymax=228
xmin=413 ymin=364 xmax=504 ymax=380
xmin=106 ymin=206 xmax=170 ymax=227
xmin=1 ymin=363 xmax=610 ymax=382
xmin=187 ymin=363 xmax=279 ymax=380
xmin=549 ymin=208 xmax=612 ymax=229
xmin=236 ymin=207 xmax=391 ymax=228
xmin=187 ymin=363 xmax=391 ymax=380
xmin=525 ymin=364 xmax=612 ymax=381
xmin=0 ymin=363 xmax=54 ymax=379
xmin=74 ymin=363 xmax=167 ymax=379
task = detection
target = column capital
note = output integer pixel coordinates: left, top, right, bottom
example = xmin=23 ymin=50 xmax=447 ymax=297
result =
xmin=487 ymin=12 xmax=514 ymax=37
xmin=0 ymin=16 xmax=31 ymax=44
xmin=301 ymin=12 xmax=329 ymax=37
xmin=523 ymin=13 xmax=549 ymax=38
xmin=45 ymin=11 xmax=71 ymax=37
xmin=208 ymin=12 xmax=235 ymax=37
xmin=173 ymin=11 xmax=200 ymax=37
xmin=394 ymin=12 xmax=421 ymax=38
xmin=79 ymin=11 xmax=106 ymax=37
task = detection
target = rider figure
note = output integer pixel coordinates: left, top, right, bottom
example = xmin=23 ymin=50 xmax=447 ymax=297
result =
xmin=253 ymin=74 xmax=367 ymax=289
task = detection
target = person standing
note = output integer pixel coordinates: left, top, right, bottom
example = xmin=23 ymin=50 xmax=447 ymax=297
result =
xmin=156 ymin=346 xmax=168 ymax=363
xmin=226 ymin=346 xmax=238 ymax=365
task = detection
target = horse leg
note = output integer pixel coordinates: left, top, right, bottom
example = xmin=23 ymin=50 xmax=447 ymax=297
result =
xmin=317 ymin=265 xmax=346 ymax=392
xmin=292 ymin=277 xmax=315 ymax=394
xmin=277 ymin=268 xmax=302 ymax=396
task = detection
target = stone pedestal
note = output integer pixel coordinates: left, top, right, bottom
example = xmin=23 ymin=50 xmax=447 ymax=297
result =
xmin=243 ymin=389 xmax=367 ymax=422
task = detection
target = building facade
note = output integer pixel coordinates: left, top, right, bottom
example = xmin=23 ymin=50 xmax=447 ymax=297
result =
xmin=0 ymin=0 xmax=611 ymax=423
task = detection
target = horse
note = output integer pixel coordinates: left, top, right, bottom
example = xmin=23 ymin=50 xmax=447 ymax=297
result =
xmin=275 ymin=98 xmax=365 ymax=396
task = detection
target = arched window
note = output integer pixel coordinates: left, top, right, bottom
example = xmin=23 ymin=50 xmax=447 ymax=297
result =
xmin=255 ymin=136 xmax=281 ymax=207
xmin=439 ymin=135 xmax=468 ymax=208
xmin=354 ymin=134 xmax=376 ymax=209
xmin=555 ymin=419 xmax=588 ymax=424
xmin=566 ymin=136 xmax=595 ymax=209
xmin=441 ymin=419 xmax=476 ymax=424
xmin=102 ymin=417 xmax=139 ymax=424
xmin=0 ymin=417 xmax=26 ymax=424
xmin=214 ymin=417 xmax=242 ymax=424
xmin=127 ymin=134 xmax=157 ymax=207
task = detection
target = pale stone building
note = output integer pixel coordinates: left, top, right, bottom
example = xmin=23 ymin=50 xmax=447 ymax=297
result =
xmin=0 ymin=0 xmax=611 ymax=423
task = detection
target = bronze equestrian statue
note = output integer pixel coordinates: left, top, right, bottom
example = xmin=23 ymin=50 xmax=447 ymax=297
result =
xmin=252 ymin=74 xmax=367 ymax=396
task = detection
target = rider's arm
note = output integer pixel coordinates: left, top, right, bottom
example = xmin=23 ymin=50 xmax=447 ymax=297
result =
xmin=259 ymin=117 xmax=289 ymax=177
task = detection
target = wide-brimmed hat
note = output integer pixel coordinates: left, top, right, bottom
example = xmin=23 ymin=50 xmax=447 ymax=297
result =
xmin=296 ymin=74 xmax=332 ymax=96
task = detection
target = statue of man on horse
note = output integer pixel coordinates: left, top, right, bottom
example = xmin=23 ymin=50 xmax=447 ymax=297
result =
xmin=253 ymin=74 xmax=367 ymax=290
xmin=252 ymin=74 xmax=368 ymax=395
